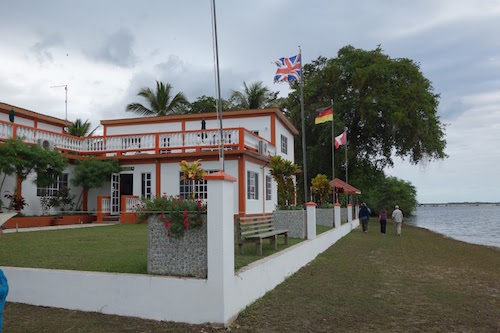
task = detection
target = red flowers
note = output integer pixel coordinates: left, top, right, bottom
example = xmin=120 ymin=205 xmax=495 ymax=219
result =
xmin=135 ymin=195 xmax=206 ymax=238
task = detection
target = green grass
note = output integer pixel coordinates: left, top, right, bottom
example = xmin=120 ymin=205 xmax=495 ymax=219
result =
xmin=4 ymin=221 xmax=500 ymax=332
xmin=316 ymin=224 xmax=332 ymax=235
xmin=0 ymin=224 xmax=303 ymax=273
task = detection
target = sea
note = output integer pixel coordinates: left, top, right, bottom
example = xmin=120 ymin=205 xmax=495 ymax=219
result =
xmin=406 ymin=205 xmax=500 ymax=249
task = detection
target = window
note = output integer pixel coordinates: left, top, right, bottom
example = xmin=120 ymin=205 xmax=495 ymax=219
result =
xmin=281 ymin=135 xmax=288 ymax=154
xmin=141 ymin=173 xmax=152 ymax=199
xmin=37 ymin=173 xmax=69 ymax=197
xmin=179 ymin=170 xmax=216 ymax=199
xmin=266 ymin=175 xmax=272 ymax=201
xmin=247 ymin=171 xmax=259 ymax=200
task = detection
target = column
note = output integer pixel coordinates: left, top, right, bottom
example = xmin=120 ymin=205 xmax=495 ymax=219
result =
xmin=306 ymin=202 xmax=316 ymax=239
xmin=334 ymin=202 xmax=341 ymax=228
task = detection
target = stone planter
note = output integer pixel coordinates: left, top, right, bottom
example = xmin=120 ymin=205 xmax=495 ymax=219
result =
xmin=273 ymin=210 xmax=306 ymax=239
xmin=147 ymin=214 xmax=207 ymax=278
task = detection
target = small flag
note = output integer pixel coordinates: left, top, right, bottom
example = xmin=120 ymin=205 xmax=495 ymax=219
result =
xmin=274 ymin=54 xmax=301 ymax=82
xmin=314 ymin=106 xmax=333 ymax=124
xmin=334 ymin=131 xmax=347 ymax=149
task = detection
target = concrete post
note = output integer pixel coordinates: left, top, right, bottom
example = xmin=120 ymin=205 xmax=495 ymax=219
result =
xmin=306 ymin=202 xmax=316 ymax=240
xmin=334 ymin=203 xmax=341 ymax=228
xmin=347 ymin=204 xmax=353 ymax=222
xmin=355 ymin=204 xmax=360 ymax=220
xmin=204 ymin=171 xmax=237 ymax=324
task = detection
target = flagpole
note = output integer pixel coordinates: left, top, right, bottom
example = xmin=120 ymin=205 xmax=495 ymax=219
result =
xmin=345 ymin=126 xmax=348 ymax=205
xmin=331 ymin=99 xmax=335 ymax=204
xmin=299 ymin=46 xmax=308 ymax=205
xmin=211 ymin=0 xmax=224 ymax=171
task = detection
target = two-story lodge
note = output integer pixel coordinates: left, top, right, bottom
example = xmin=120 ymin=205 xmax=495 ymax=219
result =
xmin=0 ymin=102 xmax=298 ymax=222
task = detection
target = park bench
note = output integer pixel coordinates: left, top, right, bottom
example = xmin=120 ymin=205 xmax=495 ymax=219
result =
xmin=236 ymin=215 xmax=289 ymax=256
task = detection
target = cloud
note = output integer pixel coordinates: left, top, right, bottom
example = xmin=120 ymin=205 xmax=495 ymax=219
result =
xmin=86 ymin=29 xmax=137 ymax=68
xmin=30 ymin=33 xmax=64 ymax=64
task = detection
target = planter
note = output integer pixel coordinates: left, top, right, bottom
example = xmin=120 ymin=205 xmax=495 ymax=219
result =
xmin=148 ymin=214 xmax=207 ymax=278
xmin=273 ymin=210 xmax=306 ymax=239
xmin=3 ymin=214 xmax=96 ymax=229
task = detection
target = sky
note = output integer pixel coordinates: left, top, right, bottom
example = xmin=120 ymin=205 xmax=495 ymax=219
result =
xmin=1 ymin=0 xmax=499 ymax=203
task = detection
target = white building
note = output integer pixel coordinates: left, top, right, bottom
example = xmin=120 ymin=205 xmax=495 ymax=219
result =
xmin=0 ymin=102 xmax=298 ymax=221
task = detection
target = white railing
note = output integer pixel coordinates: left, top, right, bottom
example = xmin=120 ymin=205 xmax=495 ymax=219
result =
xmin=0 ymin=122 xmax=13 ymax=139
xmin=125 ymin=197 xmax=141 ymax=212
xmin=1 ymin=121 xmax=276 ymax=157
xmin=101 ymin=197 xmax=111 ymax=213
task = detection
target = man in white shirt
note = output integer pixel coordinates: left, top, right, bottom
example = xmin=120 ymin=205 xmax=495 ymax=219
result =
xmin=391 ymin=205 xmax=404 ymax=236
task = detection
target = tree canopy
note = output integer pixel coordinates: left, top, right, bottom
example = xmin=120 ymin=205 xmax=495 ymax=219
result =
xmin=67 ymin=119 xmax=99 ymax=137
xmin=230 ymin=81 xmax=278 ymax=110
xmin=126 ymin=80 xmax=188 ymax=116
xmin=285 ymin=45 xmax=447 ymax=209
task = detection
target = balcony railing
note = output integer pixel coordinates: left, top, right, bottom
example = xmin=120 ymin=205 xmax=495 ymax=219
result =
xmin=0 ymin=120 xmax=276 ymax=157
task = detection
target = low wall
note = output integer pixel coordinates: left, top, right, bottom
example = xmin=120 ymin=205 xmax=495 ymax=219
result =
xmin=3 ymin=214 xmax=96 ymax=229
xmin=148 ymin=215 xmax=207 ymax=278
xmin=273 ymin=210 xmax=305 ymax=238
xmin=3 ymin=219 xmax=360 ymax=325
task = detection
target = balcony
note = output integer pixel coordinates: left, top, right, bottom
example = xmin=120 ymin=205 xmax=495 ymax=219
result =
xmin=0 ymin=120 xmax=276 ymax=158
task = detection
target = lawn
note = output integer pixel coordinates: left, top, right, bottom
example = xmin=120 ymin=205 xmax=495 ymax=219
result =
xmin=0 ymin=224 xmax=304 ymax=273
xmin=3 ymin=220 xmax=499 ymax=332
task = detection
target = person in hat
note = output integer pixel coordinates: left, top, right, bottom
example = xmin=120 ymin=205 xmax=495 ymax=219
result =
xmin=391 ymin=205 xmax=404 ymax=236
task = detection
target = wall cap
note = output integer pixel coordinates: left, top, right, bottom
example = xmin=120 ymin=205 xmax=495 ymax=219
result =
xmin=204 ymin=171 xmax=237 ymax=182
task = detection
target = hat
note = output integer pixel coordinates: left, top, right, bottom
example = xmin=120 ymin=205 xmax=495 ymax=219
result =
xmin=395 ymin=205 xmax=399 ymax=209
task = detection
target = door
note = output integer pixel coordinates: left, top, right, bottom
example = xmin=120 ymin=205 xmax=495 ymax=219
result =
xmin=111 ymin=173 xmax=120 ymax=215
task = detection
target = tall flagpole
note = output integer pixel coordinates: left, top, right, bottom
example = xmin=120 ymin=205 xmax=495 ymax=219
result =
xmin=345 ymin=126 xmax=348 ymax=205
xmin=211 ymin=0 xmax=224 ymax=171
xmin=299 ymin=47 xmax=308 ymax=204
xmin=331 ymin=99 xmax=335 ymax=203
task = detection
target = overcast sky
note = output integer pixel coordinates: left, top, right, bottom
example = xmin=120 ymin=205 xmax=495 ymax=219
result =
xmin=1 ymin=0 xmax=499 ymax=203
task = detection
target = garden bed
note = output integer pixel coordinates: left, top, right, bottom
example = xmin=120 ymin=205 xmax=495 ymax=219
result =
xmin=3 ymin=214 xmax=96 ymax=229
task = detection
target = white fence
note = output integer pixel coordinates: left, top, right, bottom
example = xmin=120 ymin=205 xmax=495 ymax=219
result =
xmin=2 ymin=174 xmax=359 ymax=325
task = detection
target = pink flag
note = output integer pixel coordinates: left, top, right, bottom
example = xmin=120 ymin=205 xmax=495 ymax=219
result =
xmin=334 ymin=131 xmax=346 ymax=149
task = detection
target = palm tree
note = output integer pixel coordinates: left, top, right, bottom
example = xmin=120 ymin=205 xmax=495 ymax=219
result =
xmin=126 ymin=80 xmax=188 ymax=116
xmin=230 ymin=81 xmax=277 ymax=110
xmin=67 ymin=119 xmax=99 ymax=137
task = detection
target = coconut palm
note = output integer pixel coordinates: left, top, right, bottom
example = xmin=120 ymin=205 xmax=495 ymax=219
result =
xmin=126 ymin=80 xmax=188 ymax=116
xmin=67 ymin=119 xmax=99 ymax=137
xmin=230 ymin=81 xmax=277 ymax=110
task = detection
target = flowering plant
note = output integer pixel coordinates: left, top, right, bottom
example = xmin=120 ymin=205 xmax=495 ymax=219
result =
xmin=135 ymin=195 xmax=206 ymax=238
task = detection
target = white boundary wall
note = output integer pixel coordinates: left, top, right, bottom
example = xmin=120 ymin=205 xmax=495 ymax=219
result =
xmin=1 ymin=174 xmax=359 ymax=325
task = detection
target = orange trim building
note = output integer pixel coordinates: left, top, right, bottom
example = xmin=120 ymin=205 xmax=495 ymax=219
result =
xmin=0 ymin=102 xmax=298 ymax=221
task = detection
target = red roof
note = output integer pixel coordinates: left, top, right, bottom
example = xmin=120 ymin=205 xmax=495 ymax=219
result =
xmin=329 ymin=178 xmax=361 ymax=195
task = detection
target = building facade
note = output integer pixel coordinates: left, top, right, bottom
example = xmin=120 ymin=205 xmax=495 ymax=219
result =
xmin=0 ymin=102 xmax=298 ymax=220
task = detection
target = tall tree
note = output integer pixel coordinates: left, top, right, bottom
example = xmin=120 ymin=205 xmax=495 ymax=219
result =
xmin=67 ymin=119 xmax=99 ymax=137
xmin=187 ymin=95 xmax=231 ymax=114
xmin=230 ymin=81 xmax=278 ymax=110
xmin=285 ymin=45 xmax=447 ymax=203
xmin=126 ymin=80 xmax=188 ymax=116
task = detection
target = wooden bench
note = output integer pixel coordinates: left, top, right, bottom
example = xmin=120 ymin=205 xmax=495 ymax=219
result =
xmin=236 ymin=215 xmax=289 ymax=256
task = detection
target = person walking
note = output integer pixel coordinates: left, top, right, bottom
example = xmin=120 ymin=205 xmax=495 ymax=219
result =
xmin=379 ymin=208 xmax=387 ymax=235
xmin=0 ymin=269 xmax=8 ymax=333
xmin=359 ymin=203 xmax=370 ymax=233
xmin=392 ymin=205 xmax=404 ymax=236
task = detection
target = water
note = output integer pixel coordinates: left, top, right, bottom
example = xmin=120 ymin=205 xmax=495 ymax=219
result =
xmin=405 ymin=205 xmax=500 ymax=249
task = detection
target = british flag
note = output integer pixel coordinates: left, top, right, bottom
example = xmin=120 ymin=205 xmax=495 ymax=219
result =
xmin=274 ymin=53 xmax=301 ymax=82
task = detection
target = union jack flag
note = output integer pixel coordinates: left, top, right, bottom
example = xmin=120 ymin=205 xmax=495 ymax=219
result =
xmin=274 ymin=53 xmax=301 ymax=82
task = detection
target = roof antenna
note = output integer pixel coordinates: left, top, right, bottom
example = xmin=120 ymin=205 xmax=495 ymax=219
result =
xmin=50 ymin=84 xmax=68 ymax=120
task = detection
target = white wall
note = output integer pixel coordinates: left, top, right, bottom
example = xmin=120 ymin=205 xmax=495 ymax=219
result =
xmin=0 ymin=174 xmax=17 ymax=210
xmin=1 ymin=219 xmax=359 ymax=325
xmin=106 ymin=122 xmax=182 ymax=135
xmin=11 ymin=116 xmax=34 ymax=127
xmin=185 ymin=116 xmax=272 ymax=142
xmin=19 ymin=165 xmax=82 ymax=216
xmin=263 ymin=167 xmax=277 ymax=213
xmin=245 ymin=160 xmax=265 ymax=214
xmin=37 ymin=122 xmax=64 ymax=133
xmin=275 ymin=119 xmax=295 ymax=163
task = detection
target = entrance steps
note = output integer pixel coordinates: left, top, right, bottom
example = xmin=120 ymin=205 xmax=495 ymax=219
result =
xmin=101 ymin=215 xmax=121 ymax=224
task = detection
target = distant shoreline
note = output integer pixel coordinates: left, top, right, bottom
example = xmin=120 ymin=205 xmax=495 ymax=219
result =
xmin=418 ymin=202 xmax=500 ymax=207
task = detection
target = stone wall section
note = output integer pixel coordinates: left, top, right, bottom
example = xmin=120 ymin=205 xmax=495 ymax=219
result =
xmin=148 ymin=215 xmax=207 ymax=278
xmin=273 ymin=210 xmax=305 ymax=239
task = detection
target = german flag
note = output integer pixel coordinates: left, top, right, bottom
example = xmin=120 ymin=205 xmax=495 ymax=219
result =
xmin=314 ymin=106 xmax=333 ymax=124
